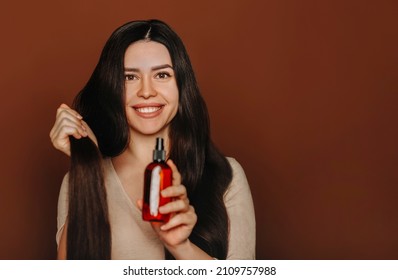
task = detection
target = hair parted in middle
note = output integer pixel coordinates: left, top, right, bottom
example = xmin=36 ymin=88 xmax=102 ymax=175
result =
xmin=69 ymin=19 xmax=232 ymax=259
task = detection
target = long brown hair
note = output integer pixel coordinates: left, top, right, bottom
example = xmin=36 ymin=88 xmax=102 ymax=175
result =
xmin=67 ymin=19 xmax=232 ymax=259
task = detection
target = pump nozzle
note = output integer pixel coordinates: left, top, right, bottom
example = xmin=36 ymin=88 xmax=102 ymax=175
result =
xmin=155 ymin=137 xmax=164 ymax=151
xmin=153 ymin=137 xmax=166 ymax=162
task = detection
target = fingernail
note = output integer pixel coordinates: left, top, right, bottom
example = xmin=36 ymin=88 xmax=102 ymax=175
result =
xmin=77 ymin=114 xmax=83 ymax=119
xmin=160 ymin=190 xmax=168 ymax=197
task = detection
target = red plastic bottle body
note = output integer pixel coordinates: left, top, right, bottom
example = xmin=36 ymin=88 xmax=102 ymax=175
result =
xmin=142 ymin=162 xmax=172 ymax=222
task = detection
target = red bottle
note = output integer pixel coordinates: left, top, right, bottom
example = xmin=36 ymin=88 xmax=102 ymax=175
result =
xmin=142 ymin=138 xmax=172 ymax=222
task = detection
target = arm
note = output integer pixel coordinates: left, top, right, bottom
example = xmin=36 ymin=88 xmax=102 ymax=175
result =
xmin=224 ymin=158 xmax=256 ymax=259
xmin=51 ymin=104 xmax=98 ymax=259
xmin=164 ymin=239 xmax=213 ymax=260
xmin=146 ymin=159 xmax=256 ymax=260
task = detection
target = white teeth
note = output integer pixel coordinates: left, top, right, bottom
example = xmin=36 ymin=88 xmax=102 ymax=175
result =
xmin=135 ymin=107 xmax=161 ymax=113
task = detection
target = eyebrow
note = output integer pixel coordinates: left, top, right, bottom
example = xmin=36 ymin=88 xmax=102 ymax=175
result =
xmin=124 ymin=64 xmax=174 ymax=72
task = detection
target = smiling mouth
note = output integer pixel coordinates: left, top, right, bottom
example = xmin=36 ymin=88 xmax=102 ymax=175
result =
xmin=132 ymin=104 xmax=165 ymax=118
xmin=134 ymin=106 xmax=163 ymax=113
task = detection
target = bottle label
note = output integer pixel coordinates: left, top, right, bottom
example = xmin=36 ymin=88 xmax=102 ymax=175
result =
xmin=149 ymin=166 xmax=162 ymax=216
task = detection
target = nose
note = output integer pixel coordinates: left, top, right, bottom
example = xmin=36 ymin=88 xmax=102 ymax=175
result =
xmin=137 ymin=76 xmax=157 ymax=99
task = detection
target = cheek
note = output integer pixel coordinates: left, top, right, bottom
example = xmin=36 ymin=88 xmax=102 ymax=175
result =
xmin=124 ymin=84 xmax=137 ymax=100
xmin=171 ymin=89 xmax=179 ymax=111
xmin=162 ymin=83 xmax=179 ymax=105
xmin=171 ymin=83 xmax=179 ymax=101
xmin=167 ymin=88 xmax=179 ymax=118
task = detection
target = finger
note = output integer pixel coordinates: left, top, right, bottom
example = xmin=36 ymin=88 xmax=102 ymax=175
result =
xmin=158 ymin=198 xmax=190 ymax=214
xmin=52 ymin=126 xmax=85 ymax=147
xmin=59 ymin=103 xmax=70 ymax=110
xmin=56 ymin=110 xmax=86 ymax=129
xmin=51 ymin=104 xmax=82 ymax=137
xmin=81 ymin=120 xmax=98 ymax=147
xmin=136 ymin=199 xmax=143 ymax=211
xmin=52 ymin=126 xmax=84 ymax=151
xmin=57 ymin=104 xmax=83 ymax=120
xmin=160 ymin=206 xmax=197 ymax=231
xmin=51 ymin=111 xmax=87 ymax=140
xmin=161 ymin=185 xmax=187 ymax=199
xmin=150 ymin=221 xmax=164 ymax=234
xmin=166 ymin=159 xmax=181 ymax=186
xmin=52 ymin=118 xmax=87 ymax=140
xmin=52 ymin=107 xmax=84 ymax=136
xmin=61 ymin=118 xmax=87 ymax=136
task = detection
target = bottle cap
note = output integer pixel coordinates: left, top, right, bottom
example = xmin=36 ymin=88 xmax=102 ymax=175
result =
xmin=153 ymin=137 xmax=166 ymax=162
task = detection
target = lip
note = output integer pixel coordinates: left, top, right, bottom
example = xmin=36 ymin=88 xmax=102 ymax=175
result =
xmin=132 ymin=103 xmax=165 ymax=119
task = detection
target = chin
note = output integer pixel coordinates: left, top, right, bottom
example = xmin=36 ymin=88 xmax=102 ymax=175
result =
xmin=131 ymin=125 xmax=169 ymax=137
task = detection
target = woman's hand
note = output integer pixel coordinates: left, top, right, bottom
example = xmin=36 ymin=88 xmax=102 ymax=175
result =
xmin=152 ymin=159 xmax=197 ymax=249
xmin=49 ymin=104 xmax=97 ymax=156
xmin=137 ymin=159 xmax=207 ymax=259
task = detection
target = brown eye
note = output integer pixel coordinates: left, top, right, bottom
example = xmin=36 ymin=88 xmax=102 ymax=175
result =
xmin=156 ymin=72 xmax=171 ymax=79
xmin=125 ymin=74 xmax=137 ymax=81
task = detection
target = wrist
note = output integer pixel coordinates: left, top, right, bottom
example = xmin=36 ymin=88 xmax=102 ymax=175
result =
xmin=165 ymin=239 xmax=213 ymax=260
xmin=164 ymin=239 xmax=191 ymax=258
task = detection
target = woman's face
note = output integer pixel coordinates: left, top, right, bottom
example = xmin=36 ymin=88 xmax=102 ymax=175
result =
xmin=124 ymin=40 xmax=179 ymax=138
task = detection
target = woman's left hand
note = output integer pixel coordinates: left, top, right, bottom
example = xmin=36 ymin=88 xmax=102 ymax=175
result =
xmin=152 ymin=159 xmax=197 ymax=249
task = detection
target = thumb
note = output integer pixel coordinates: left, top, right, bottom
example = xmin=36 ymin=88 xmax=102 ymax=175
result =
xmin=136 ymin=199 xmax=143 ymax=211
xmin=60 ymin=103 xmax=71 ymax=109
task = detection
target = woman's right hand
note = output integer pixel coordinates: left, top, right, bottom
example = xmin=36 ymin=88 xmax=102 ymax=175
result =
xmin=49 ymin=103 xmax=97 ymax=156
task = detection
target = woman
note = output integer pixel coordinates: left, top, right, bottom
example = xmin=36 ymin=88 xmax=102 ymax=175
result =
xmin=50 ymin=19 xmax=255 ymax=260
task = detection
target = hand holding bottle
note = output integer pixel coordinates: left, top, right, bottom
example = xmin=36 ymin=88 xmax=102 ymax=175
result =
xmin=138 ymin=159 xmax=198 ymax=254
xmin=155 ymin=159 xmax=197 ymax=242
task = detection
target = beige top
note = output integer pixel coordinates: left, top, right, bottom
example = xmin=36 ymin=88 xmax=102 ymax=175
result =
xmin=56 ymin=157 xmax=256 ymax=259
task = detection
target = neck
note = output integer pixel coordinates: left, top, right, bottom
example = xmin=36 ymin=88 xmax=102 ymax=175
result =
xmin=113 ymin=129 xmax=170 ymax=168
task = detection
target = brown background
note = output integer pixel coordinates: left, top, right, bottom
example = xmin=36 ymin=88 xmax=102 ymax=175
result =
xmin=0 ymin=0 xmax=397 ymax=259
